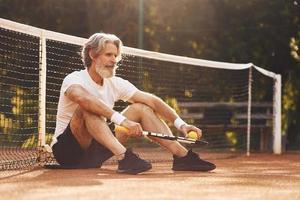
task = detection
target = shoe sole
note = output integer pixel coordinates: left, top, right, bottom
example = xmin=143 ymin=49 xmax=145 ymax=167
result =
xmin=172 ymin=165 xmax=216 ymax=172
xmin=117 ymin=164 xmax=152 ymax=175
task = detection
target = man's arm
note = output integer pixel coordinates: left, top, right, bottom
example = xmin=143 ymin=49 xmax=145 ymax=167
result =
xmin=66 ymin=84 xmax=114 ymax=119
xmin=128 ymin=90 xmax=202 ymax=138
xmin=65 ymin=84 xmax=143 ymax=136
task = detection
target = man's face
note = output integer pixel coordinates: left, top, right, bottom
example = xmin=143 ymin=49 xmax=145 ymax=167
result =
xmin=93 ymin=42 xmax=118 ymax=78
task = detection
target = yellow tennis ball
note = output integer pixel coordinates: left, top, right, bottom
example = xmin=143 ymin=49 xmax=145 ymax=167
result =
xmin=187 ymin=131 xmax=198 ymax=140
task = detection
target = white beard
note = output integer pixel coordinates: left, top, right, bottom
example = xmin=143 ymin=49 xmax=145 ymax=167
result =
xmin=96 ymin=65 xmax=116 ymax=78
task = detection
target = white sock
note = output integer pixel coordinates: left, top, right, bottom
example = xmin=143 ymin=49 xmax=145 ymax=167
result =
xmin=116 ymin=152 xmax=126 ymax=161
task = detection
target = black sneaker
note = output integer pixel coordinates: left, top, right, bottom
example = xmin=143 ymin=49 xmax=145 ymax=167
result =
xmin=117 ymin=150 xmax=152 ymax=174
xmin=172 ymin=150 xmax=216 ymax=171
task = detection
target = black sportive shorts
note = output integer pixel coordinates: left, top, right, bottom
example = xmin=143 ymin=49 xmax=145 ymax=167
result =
xmin=52 ymin=123 xmax=115 ymax=168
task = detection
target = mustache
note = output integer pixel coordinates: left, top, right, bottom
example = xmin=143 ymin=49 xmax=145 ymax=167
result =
xmin=105 ymin=64 xmax=117 ymax=68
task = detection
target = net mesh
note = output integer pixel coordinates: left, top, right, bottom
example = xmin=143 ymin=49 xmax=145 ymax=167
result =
xmin=118 ymin=55 xmax=252 ymax=151
xmin=0 ymin=27 xmax=40 ymax=169
xmin=0 ymin=23 xmax=275 ymax=170
xmin=250 ymin=68 xmax=274 ymax=151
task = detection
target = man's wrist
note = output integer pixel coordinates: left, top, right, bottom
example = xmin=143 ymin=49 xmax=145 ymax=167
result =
xmin=174 ymin=117 xmax=187 ymax=130
xmin=111 ymin=112 xmax=126 ymax=125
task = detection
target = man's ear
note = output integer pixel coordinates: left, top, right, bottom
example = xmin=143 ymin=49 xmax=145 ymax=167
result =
xmin=89 ymin=50 xmax=96 ymax=60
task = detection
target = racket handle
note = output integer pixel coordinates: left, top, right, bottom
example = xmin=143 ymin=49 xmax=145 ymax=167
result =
xmin=114 ymin=125 xmax=129 ymax=133
xmin=115 ymin=125 xmax=148 ymax=136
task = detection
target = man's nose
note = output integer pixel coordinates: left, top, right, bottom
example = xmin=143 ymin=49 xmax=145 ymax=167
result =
xmin=111 ymin=56 xmax=116 ymax=64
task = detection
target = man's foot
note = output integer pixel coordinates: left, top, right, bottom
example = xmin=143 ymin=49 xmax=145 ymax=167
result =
xmin=117 ymin=150 xmax=152 ymax=174
xmin=172 ymin=150 xmax=216 ymax=171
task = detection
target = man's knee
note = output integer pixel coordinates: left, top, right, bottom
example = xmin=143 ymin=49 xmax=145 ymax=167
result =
xmin=74 ymin=107 xmax=103 ymax=121
xmin=71 ymin=107 xmax=105 ymax=128
xmin=81 ymin=109 xmax=98 ymax=120
xmin=130 ymin=103 xmax=154 ymax=114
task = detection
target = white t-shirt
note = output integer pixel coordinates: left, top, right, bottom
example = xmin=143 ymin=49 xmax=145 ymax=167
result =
xmin=50 ymin=69 xmax=138 ymax=147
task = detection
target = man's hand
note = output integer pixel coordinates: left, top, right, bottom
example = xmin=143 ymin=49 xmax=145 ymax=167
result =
xmin=120 ymin=119 xmax=143 ymax=137
xmin=180 ymin=124 xmax=202 ymax=140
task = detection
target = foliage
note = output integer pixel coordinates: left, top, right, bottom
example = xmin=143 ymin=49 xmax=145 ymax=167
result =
xmin=282 ymin=79 xmax=298 ymax=132
xmin=290 ymin=33 xmax=300 ymax=61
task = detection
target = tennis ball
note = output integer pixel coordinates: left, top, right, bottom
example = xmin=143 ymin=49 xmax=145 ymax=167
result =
xmin=187 ymin=131 xmax=198 ymax=140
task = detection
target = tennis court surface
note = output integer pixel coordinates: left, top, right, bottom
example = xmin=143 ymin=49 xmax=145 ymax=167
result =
xmin=1 ymin=149 xmax=299 ymax=200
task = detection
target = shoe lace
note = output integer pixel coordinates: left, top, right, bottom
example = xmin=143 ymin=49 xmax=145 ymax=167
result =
xmin=132 ymin=152 xmax=140 ymax=159
xmin=127 ymin=151 xmax=141 ymax=160
xmin=189 ymin=151 xmax=201 ymax=161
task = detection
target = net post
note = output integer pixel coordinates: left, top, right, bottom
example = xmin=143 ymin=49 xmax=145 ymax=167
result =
xmin=246 ymin=66 xmax=253 ymax=156
xmin=38 ymin=30 xmax=47 ymax=148
xmin=273 ymin=74 xmax=282 ymax=154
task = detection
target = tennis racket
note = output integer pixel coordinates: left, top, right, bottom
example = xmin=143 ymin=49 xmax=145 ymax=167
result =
xmin=115 ymin=125 xmax=209 ymax=145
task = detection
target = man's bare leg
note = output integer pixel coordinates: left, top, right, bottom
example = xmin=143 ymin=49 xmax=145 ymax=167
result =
xmin=117 ymin=103 xmax=188 ymax=157
xmin=67 ymin=107 xmax=152 ymax=173
xmin=70 ymin=107 xmax=126 ymax=159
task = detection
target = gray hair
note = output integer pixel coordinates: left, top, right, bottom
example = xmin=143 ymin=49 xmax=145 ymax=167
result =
xmin=81 ymin=33 xmax=123 ymax=68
